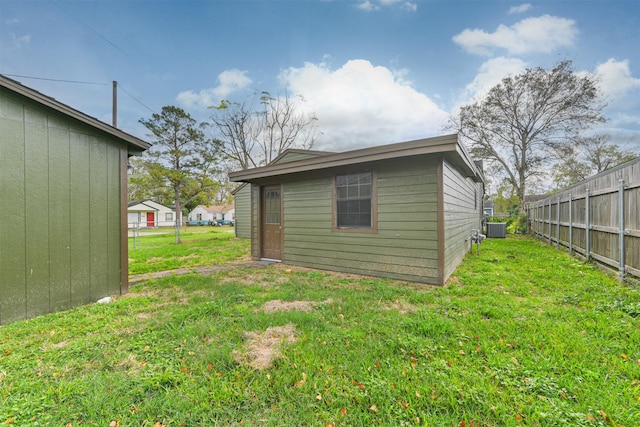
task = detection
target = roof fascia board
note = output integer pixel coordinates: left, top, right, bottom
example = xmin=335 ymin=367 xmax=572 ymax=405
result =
xmin=1 ymin=75 xmax=150 ymax=153
xmin=229 ymin=134 xmax=461 ymax=182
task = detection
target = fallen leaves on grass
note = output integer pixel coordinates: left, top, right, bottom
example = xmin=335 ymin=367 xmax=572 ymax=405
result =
xmin=234 ymin=324 xmax=296 ymax=370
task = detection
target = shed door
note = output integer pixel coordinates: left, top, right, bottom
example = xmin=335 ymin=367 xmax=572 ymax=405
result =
xmin=261 ymin=185 xmax=282 ymax=260
xmin=146 ymin=212 xmax=155 ymax=227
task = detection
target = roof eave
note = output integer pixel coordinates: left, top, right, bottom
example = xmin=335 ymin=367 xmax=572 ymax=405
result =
xmin=229 ymin=134 xmax=464 ymax=182
xmin=1 ymin=75 xmax=151 ymax=154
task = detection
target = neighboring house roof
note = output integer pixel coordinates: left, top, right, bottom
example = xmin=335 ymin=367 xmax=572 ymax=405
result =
xmin=229 ymin=134 xmax=483 ymax=183
xmin=0 ymin=75 xmax=150 ymax=155
xmin=198 ymin=204 xmax=235 ymax=214
xmin=128 ymin=200 xmax=174 ymax=211
xmin=483 ymin=200 xmax=494 ymax=209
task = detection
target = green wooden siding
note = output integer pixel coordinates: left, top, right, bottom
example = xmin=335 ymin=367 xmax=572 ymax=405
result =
xmin=442 ymin=158 xmax=483 ymax=281
xmin=234 ymin=184 xmax=251 ymax=239
xmin=250 ymin=184 xmax=260 ymax=259
xmin=0 ymin=91 xmax=124 ymax=324
xmin=280 ymin=157 xmax=442 ymax=284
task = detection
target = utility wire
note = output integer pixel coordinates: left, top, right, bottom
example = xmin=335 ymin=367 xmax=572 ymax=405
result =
xmin=4 ymin=73 xmax=156 ymax=115
xmin=2 ymin=73 xmax=108 ymax=86
xmin=118 ymin=83 xmax=156 ymax=114
xmin=48 ymin=0 xmax=130 ymax=58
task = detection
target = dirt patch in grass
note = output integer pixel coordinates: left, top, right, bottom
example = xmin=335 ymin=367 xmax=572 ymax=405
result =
xmin=261 ymin=298 xmax=334 ymax=313
xmin=382 ymin=299 xmax=418 ymax=314
xmin=221 ymin=271 xmax=291 ymax=287
xmin=176 ymin=254 xmax=200 ymax=261
xmin=116 ymin=354 xmax=146 ymax=374
xmin=234 ymin=324 xmax=296 ymax=370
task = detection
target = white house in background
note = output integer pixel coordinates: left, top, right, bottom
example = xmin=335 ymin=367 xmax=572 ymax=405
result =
xmin=188 ymin=204 xmax=235 ymax=224
xmin=128 ymin=200 xmax=177 ymax=228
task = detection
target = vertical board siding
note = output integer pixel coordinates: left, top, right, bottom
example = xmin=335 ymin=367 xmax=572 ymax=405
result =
xmin=48 ymin=118 xmax=72 ymax=312
xmin=0 ymin=96 xmax=27 ymax=324
xmin=70 ymin=132 xmax=92 ymax=306
xmin=529 ymin=158 xmax=639 ymax=279
xmin=0 ymin=92 xmax=124 ymax=324
xmin=442 ymin=158 xmax=482 ymax=281
xmin=234 ymin=184 xmax=251 ymax=238
xmin=281 ymin=157 xmax=442 ymax=284
xmin=89 ymin=137 xmax=109 ymax=301
xmin=24 ymin=106 xmax=50 ymax=319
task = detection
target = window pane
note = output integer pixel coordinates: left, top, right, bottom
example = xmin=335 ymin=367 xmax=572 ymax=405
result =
xmin=337 ymin=199 xmax=371 ymax=228
xmin=265 ymin=190 xmax=281 ymax=224
xmin=336 ymin=172 xmax=373 ymax=228
xmin=358 ymin=173 xmax=371 ymax=184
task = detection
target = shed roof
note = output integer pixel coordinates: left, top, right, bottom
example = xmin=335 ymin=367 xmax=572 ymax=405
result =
xmin=0 ymin=75 xmax=150 ymax=154
xmin=229 ymin=134 xmax=483 ymax=182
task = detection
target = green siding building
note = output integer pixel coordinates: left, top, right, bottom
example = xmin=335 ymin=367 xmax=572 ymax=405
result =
xmin=229 ymin=134 xmax=484 ymax=285
xmin=0 ymin=75 xmax=149 ymax=324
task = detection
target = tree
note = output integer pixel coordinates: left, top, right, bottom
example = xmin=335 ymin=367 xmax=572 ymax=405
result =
xmin=139 ymin=106 xmax=220 ymax=243
xmin=209 ymin=91 xmax=318 ymax=169
xmin=551 ymin=135 xmax=638 ymax=187
xmin=127 ymin=157 xmax=173 ymax=204
xmin=456 ymin=60 xmax=606 ymax=208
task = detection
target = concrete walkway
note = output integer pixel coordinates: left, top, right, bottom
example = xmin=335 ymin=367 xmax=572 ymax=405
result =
xmin=128 ymin=260 xmax=277 ymax=285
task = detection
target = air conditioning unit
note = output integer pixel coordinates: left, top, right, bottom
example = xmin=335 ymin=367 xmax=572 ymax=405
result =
xmin=486 ymin=222 xmax=507 ymax=238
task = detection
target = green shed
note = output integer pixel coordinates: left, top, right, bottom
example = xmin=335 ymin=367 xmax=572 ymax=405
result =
xmin=0 ymin=75 xmax=150 ymax=324
xmin=229 ymin=134 xmax=484 ymax=285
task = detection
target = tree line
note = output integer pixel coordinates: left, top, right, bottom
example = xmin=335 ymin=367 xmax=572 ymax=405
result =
xmin=129 ymin=60 xmax=637 ymax=242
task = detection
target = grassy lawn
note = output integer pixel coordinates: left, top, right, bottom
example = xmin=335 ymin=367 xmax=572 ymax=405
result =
xmin=1 ymin=235 xmax=638 ymax=426
xmin=128 ymin=226 xmax=250 ymax=275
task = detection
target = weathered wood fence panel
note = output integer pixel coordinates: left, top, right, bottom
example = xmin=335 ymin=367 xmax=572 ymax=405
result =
xmin=528 ymin=158 xmax=640 ymax=280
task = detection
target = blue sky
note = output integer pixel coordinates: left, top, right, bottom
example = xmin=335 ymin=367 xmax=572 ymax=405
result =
xmin=1 ymin=0 xmax=639 ymax=153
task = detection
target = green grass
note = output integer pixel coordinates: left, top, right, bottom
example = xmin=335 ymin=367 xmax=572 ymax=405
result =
xmin=1 ymin=235 xmax=638 ymax=426
xmin=128 ymin=226 xmax=250 ymax=275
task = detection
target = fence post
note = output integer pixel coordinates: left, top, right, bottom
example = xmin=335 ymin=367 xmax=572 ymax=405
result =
xmin=619 ymin=179 xmax=626 ymax=280
xmin=585 ymin=188 xmax=590 ymax=261
xmin=557 ymin=197 xmax=561 ymax=248
xmin=569 ymin=194 xmax=573 ymax=254
xmin=549 ymin=199 xmax=552 ymax=244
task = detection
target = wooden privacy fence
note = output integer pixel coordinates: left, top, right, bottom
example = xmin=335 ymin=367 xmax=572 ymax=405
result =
xmin=528 ymin=158 xmax=640 ymax=281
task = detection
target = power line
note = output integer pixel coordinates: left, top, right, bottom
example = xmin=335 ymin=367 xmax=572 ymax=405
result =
xmin=48 ymin=0 xmax=130 ymax=58
xmin=2 ymin=73 xmax=108 ymax=86
xmin=4 ymin=73 xmax=156 ymax=116
xmin=118 ymin=83 xmax=156 ymax=114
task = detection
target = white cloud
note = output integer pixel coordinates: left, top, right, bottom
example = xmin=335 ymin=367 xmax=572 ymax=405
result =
xmin=401 ymin=2 xmax=418 ymax=12
xmin=508 ymin=4 xmax=531 ymax=14
xmin=176 ymin=69 xmax=252 ymax=109
xmin=279 ymin=59 xmax=449 ymax=151
xmin=457 ymin=57 xmax=527 ymax=106
xmin=452 ymin=15 xmax=577 ymax=56
xmin=356 ymin=1 xmax=379 ymax=11
xmin=592 ymin=58 xmax=640 ymax=102
xmin=356 ymin=0 xmax=417 ymax=12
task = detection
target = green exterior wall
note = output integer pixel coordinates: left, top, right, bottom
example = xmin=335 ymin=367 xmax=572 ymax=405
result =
xmin=233 ymin=184 xmax=251 ymax=239
xmin=254 ymin=156 xmax=443 ymax=283
xmin=0 ymin=89 xmax=124 ymax=324
xmin=441 ymin=158 xmax=483 ymax=281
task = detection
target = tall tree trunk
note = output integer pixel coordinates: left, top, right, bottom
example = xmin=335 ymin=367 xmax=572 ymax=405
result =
xmin=174 ymin=189 xmax=182 ymax=244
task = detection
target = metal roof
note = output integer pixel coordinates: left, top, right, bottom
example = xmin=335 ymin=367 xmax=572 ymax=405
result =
xmin=0 ymin=74 xmax=150 ymax=154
